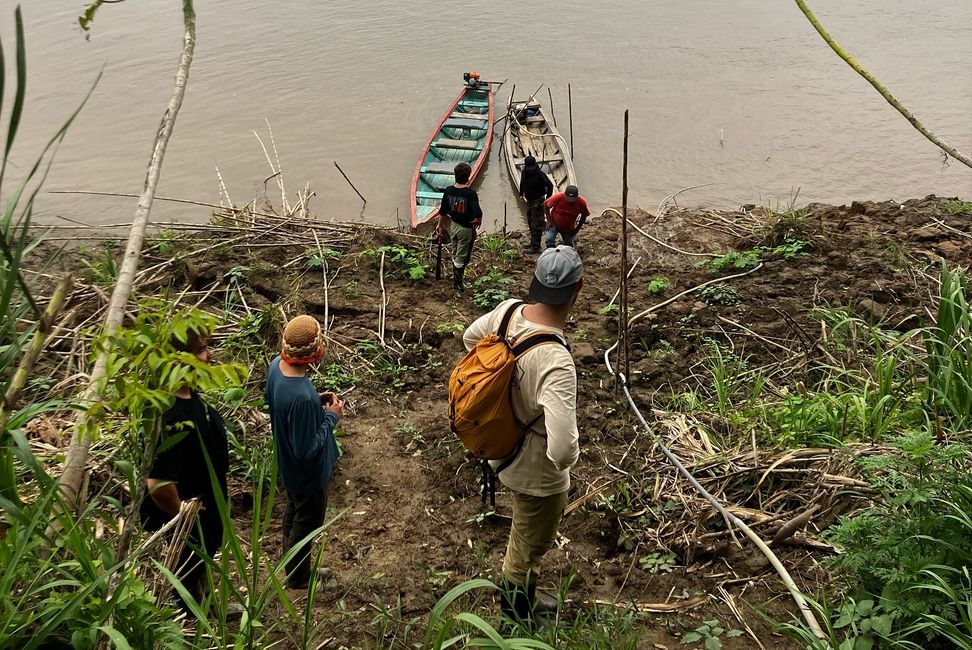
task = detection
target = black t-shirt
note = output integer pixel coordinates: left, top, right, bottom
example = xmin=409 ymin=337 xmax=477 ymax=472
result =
xmin=438 ymin=185 xmax=482 ymax=227
xmin=519 ymin=167 xmax=553 ymax=202
xmin=140 ymin=393 xmax=230 ymax=532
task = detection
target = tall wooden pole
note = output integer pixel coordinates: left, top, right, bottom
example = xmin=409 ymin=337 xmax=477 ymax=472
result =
xmin=547 ymin=87 xmax=557 ymax=126
xmin=568 ymin=83 xmax=574 ymax=159
xmin=619 ymin=110 xmax=630 ymax=385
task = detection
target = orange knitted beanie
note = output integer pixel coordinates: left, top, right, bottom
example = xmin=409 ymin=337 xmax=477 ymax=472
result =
xmin=281 ymin=315 xmax=324 ymax=365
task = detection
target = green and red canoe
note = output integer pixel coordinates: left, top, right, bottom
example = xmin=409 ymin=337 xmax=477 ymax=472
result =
xmin=409 ymin=75 xmax=497 ymax=229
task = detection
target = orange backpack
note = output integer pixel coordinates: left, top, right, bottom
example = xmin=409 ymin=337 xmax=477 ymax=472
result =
xmin=448 ymin=301 xmax=566 ymax=462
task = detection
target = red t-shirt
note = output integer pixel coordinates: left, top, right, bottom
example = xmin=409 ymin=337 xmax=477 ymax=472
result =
xmin=545 ymin=192 xmax=590 ymax=234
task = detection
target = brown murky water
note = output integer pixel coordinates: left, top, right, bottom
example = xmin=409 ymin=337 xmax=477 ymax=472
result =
xmin=6 ymin=0 xmax=972 ymax=229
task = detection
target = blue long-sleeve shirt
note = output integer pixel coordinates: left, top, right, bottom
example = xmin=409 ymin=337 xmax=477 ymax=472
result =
xmin=265 ymin=356 xmax=340 ymax=494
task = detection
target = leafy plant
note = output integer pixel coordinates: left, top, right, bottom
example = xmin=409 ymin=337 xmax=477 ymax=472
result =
xmin=702 ymin=237 xmax=808 ymax=274
xmin=361 ymin=245 xmax=427 ymax=281
xmin=599 ymin=304 xmax=620 ymax=315
xmin=826 ymin=431 xmax=972 ymax=637
xmin=436 ymin=322 xmax=466 ymax=335
xmin=769 ymin=238 xmax=810 ymax=260
xmin=831 ymin=599 xmax=892 ymax=649
xmin=639 ymin=551 xmax=677 ymax=574
xmin=305 ymin=246 xmax=342 ymax=269
xmin=703 ymin=250 xmax=760 ymax=273
xmin=648 ymin=277 xmax=670 ymax=294
xmin=698 ymin=285 xmax=740 ymax=306
xmin=472 ymin=268 xmax=515 ymax=310
xmin=680 ymin=618 xmax=742 ymax=649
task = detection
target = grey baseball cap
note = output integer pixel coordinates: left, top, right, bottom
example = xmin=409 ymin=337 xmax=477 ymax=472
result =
xmin=529 ymin=245 xmax=583 ymax=305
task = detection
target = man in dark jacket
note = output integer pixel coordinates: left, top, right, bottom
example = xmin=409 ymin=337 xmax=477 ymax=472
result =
xmin=141 ymin=329 xmax=234 ymax=616
xmin=518 ymin=155 xmax=554 ymax=253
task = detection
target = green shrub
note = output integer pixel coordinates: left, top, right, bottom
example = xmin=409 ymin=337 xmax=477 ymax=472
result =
xmin=826 ymin=431 xmax=972 ymax=640
xmin=361 ymin=245 xmax=427 ymax=281
xmin=472 ymin=268 xmax=515 ymax=310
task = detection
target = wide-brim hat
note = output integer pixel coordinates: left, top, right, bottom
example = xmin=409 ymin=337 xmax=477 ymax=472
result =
xmin=529 ymin=246 xmax=583 ymax=305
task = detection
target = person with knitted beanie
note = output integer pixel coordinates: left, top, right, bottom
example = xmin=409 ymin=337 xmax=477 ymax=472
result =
xmin=265 ymin=315 xmax=344 ymax=589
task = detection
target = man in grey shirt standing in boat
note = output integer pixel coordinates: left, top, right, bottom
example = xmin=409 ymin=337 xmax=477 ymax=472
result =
xmin=462 ymin=246 xmax=582 ymax=626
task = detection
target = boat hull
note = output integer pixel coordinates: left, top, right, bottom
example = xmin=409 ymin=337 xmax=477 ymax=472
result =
xmin=410 ymin=84 xmax=494 ymax=229
xmin=503 ymin=100 xmax=576 ymax=198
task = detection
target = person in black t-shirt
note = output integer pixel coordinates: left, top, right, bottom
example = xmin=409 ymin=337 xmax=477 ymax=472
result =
xmin=435 ymin=161 xmax=482 ymax=293
xmin=140 ymin=329 xmax=235 ymax=617
xmin=518 ymin=155 xmax=554 ymax=253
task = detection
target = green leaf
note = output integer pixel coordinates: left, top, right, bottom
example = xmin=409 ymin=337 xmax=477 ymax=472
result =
xmin=704 ymin=637 xmax=722 ymax=650
xmin=97 ymin=625 xmax=133 ymax=649
xmin=682 ymin=632 xmax=703 ymax=643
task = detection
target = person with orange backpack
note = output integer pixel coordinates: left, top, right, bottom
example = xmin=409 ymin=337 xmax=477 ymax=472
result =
xmin=453 ymin=246 xmax=583 ymax=627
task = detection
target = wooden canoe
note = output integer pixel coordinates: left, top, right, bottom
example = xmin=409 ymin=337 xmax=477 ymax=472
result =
xmin=503 ymin=98 xmax=576 ymax=197
xmin=410 ymin=81 xmax=495 ymax=229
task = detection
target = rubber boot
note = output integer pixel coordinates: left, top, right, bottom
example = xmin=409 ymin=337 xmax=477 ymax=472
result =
xmin=500 ymin=579 xmax=534 ymax=630
xmin=521 ymin=232 xmax=541 ymax=253
xmin=452 ymin=266 xmax=465 ymax=294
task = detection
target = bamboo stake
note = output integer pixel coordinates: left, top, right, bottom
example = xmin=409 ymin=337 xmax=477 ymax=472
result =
xmin=378 ymin=251 xmax=387 ymax=346
xmin=547 ymin=87 xmax=557 ymax=126
xmin=568 ymin=83 xmax=574 ymax=159
xmin=56 ymin=0 xmax=198 ymax=517
xmin=619 ymin=109 xmax=630 ymax=385
xmin=794 ymin=0 xmax=972 ymax=169
xmin=333 ymin=161 xmax=367 ymax=207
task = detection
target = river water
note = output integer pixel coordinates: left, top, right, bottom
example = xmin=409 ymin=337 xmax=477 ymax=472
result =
xmin=6 ymin=0 xmax=972 ymax=229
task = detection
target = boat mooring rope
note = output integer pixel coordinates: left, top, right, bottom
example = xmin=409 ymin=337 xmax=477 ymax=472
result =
xmin=600 ymin=232 xmax=826 ymax=638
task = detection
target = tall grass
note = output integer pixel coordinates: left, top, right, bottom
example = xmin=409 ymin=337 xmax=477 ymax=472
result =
xmin=924 ymin=262 xmax=972 ymax=429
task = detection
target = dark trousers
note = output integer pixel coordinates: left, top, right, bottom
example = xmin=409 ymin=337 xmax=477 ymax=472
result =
xmin=282 ymin=487 xmax=328 ymax=587
xmin=145 ymin=508 xmax=223 ymax=613
xmin=181 ymin=512 xmax=223 ymax=604
xmin=526 ymin=199 xmax=545 ymax=247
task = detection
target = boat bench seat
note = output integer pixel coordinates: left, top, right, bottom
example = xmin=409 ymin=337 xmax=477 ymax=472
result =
xmin=451 ymin=111 xmax=488 ymax=120
xmin=416 ymin=191 xmax=445 ymax=201
xmin=514 ymin=154 xmax=564 ymax=166
xmin=443 ymin=118 xmax=488 ymax=130
xmin=432 ymin=138 xmax=480 ymax=151
xmin=422 ymin=162 xmax=458 ymax=174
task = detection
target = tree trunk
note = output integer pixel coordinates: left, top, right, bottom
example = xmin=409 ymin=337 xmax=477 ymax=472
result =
xmin=55 ymin=0 xmax=197 ymax=514
xmin=794 ymin=0 xmax=972 ymax=170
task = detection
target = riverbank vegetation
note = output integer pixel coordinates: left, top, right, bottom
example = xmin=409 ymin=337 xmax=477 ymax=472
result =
xmin=5 ymin=186 xmax=972 ymax=648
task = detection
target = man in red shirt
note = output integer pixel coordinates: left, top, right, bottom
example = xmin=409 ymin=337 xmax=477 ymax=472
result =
xmin=544 ymin=185 xmax=590 ymax=249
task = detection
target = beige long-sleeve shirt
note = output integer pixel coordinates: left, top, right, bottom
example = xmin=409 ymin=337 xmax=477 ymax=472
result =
xmin=462 ymin=299 xmax=579 ymax=497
